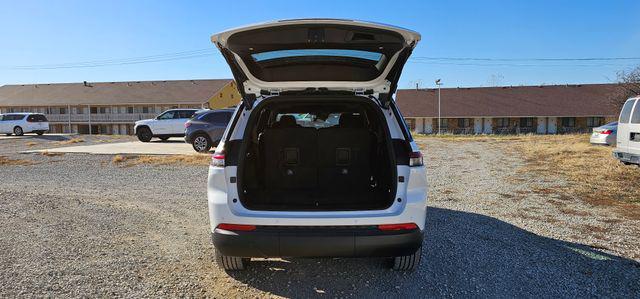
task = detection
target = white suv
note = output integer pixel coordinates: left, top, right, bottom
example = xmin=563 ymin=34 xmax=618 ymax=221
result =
xmin=207 ymin=19 xmax=427 ymax=271
xmin=0 ymin=113 xmax=49 ymax=136
xmin=134 ymin=109 xmax=199 ymax=142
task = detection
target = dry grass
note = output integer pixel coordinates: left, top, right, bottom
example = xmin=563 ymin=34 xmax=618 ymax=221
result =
xmin=40 ymin=151 xmax=65 ymax=157
xmin=56 ymin=138 xmax=84 ymax=145
xmin=418 ymin=134 xmax=640 ymax=218
xmin=0 ymin=156 xmax=34 ymax=166
xmin=25 ymin=142 xmax=38 ymax=147
xmin=112 ymin=154 xmax=210 ymax=166
xmin=508 ymin=134 xmax=640 ymax=205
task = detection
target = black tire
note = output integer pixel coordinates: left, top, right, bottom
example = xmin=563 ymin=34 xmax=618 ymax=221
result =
xmin=192 ymin=134 xmax=212 ymax=153
xmin=391 ymin=246 xmax=422 ymax=271
xmin=13 ymin=126 xmax=24 ymax=136
xmin=136 ymin=127 xmax=153 ymax=142
xmin=214 ymin=248 xmax=249 ymax=271
xmin=5 ymin=133 xmax=11 ymax=136
xmin=158 ymin=136 xmax=170 ymax=141
xmin=35 ymin=131 xmax=44 ymax=136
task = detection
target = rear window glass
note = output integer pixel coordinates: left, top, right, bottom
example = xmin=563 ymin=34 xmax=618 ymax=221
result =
xmin=275 ymin=112 xmax=363 ymax=129
xmin=619 ymin=99 xmax=636 ymax=123
xmin=202 ymin=112 xmax=233 ymax=123
xmin=252 ymin=49 xmax=383 ymax=62
xmin=27 ymin=114 xmax=48 ymax=122
xmin=4 ymin=114 xmax=25 ymax=121
xmin=178 ymin=110 xmax=196 ymax=118
xmin=631 ymin=101 xmax=640 ymax=124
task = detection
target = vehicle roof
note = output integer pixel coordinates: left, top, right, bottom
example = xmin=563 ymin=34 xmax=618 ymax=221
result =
xmin=1 ymin=112 xmax=43 ymax=115
xmin=197 ymin=108 xmax=235 ymax=113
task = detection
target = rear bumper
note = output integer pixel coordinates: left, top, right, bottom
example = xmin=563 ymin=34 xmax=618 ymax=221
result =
xmin=212 ymin=225 xmax=423 ymax=258
xmin=613 ymin=151 xmax=640 ymax=164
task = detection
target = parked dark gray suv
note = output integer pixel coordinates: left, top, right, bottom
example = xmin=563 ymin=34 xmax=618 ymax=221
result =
xmin=185 ymin=109 xmax=235 ymax=152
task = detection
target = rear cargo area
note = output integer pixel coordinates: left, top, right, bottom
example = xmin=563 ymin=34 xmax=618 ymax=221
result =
xmin=238 ymin=97 xmax=396 ymax=211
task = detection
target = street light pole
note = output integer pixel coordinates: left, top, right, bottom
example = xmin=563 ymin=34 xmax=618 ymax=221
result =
xmin=435 ymin=79 xmax=442 ymax=134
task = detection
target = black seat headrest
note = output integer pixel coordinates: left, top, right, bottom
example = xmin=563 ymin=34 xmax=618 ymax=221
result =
xmin=339 ymin=113 xmax=364 ymax=128
xmin=273 ymin=115 xmax=297 ymax=128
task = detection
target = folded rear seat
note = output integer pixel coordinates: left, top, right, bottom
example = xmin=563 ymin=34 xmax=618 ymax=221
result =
xmin=262 ymin=115 xmax=318 ymax=194
xmin=317 ymin=113 xmax=373 ymax=201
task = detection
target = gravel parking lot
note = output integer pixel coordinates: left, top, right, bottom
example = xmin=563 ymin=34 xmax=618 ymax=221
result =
xmin=1 ymin=136 xmax=639 ymax=297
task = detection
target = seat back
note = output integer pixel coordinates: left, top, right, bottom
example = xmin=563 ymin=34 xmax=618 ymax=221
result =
xmin=317 ymin=113 xmax=372 ymax=196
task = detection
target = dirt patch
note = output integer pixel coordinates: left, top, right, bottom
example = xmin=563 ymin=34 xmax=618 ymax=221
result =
xmin=57 ymin=138 xmax=85 ymax=145
xmin=112 ymin=154 xmax=210 ymax=166
xmin=40 ymin=151 xmax=65 ymax=157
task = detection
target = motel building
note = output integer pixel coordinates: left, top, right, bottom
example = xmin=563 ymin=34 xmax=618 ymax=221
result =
xmin=0 ymin=79 xmax=240 ymax=135
xmin=395 ymin=83 xmax=627 ymax=134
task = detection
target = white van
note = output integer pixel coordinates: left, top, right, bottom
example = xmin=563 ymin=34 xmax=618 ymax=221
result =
xmin=0 ymin=113 xmax=49 ymax=136
xmin=206 ymin=19 xmax=428 ymax=271
xmin=613 ymin=96 xmax=640 ymax=165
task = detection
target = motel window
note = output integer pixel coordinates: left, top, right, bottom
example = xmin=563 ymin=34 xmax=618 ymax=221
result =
xmin=98 ymin=107 xmax=108 ymax=114
xmin=457 ymin=118 xmax=471 ymax=128
xmin=90 ymin=107 xmax=98 ymax=114
xmin=127 ymin=107 xmax=134 ymax=114
xmin=496 ymin=118 xmax=509 ymax=127
xmin=586 ymin=117 xmax=603 ymax=127
xmin=59 ymin=107 xmax=66 ymax=114
xmin=142 ymin=106 xmax=150 ymax=113
xmin=561 ymin=117 xmax=576 ymax=127
xmin=437 ymin=119 xmax=449 ymax=129
xmin=404 ymin=118 xmax=416 ymax=131
xmin=519 ymin=118 xmax=533 ymax=127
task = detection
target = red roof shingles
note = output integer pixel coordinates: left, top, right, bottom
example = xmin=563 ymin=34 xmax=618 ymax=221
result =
xmin=395 ymin=84 xmax=629 ymax=118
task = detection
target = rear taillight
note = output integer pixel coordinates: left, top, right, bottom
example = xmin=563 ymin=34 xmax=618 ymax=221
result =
xmin=409 ymin=151 xmax=423 ymax=167
xmin=211 ymin=151 xmax=225 ymax=167
xmin=600 ymin=130 xmax=612 ymax=135
xmin=184 ymin=122 xmax=192 ymax=128
xmin=377 ymin=223 xmax=418 ymax=231
xmin=216 ymin=223 xmax=256 ymax=231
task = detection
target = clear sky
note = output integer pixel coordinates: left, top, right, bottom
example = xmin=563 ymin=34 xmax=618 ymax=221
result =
xmin=1 ymin=0 xmax=639 ymax=89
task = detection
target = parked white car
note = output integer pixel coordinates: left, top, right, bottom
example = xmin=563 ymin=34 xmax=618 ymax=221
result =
xmin=613 ymin=97 xmax=640 ymax=165
xmin=133 ymin=109 xmax=199 ymax=142
xmin=207 ymin=19 xmax=427 ymax=271
xmin=0 ymin=113 xmax=49 ymax=136
xmin=590 ymin=121 xmax=617 ymax=146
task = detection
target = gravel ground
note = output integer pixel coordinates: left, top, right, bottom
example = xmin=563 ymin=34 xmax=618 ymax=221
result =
xmin=0 ymin=136 xmax=639 ymax=297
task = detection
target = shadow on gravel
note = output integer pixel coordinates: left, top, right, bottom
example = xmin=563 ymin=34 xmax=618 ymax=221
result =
xmin=226 ymin=207 xmax=640 ymax=297
xmin=4 ymin=134 xmax=71 ymax=141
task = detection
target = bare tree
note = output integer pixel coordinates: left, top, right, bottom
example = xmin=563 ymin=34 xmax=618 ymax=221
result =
xmin=617 ymin=66 xmax=640 ymax=96
xmin=607 ymin=66 xmax=640 ymax=109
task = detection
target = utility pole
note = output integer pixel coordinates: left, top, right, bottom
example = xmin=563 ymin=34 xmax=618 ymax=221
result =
xmin=435 ymin=79 xmax=442 ymax=134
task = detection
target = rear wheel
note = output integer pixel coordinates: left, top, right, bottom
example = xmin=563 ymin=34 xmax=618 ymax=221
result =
xmin=13 ymin=126 xmax=23 ymax=136
xmin=35 ymin=131 xmax=44 ymax=136
xmin=391 ymin=246 xmax=422 ymax=271
xmin=214 ymin=248 xmax=249 ymax=271
xmin=136 ymin=127 xmax=153 ymax=142
xmin=192 ymin=134 xmax=212 ymax=153
xmin=5 ymin=133 xmax=11 ymax=136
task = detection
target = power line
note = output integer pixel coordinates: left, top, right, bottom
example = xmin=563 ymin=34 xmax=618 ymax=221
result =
xmin=2 ymin=48 xmax=639 ymax=70
xmin=5 ymin=48 xmax=216 ymax=70
xmin=410 ymin=56 xmax=640 ymax=62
